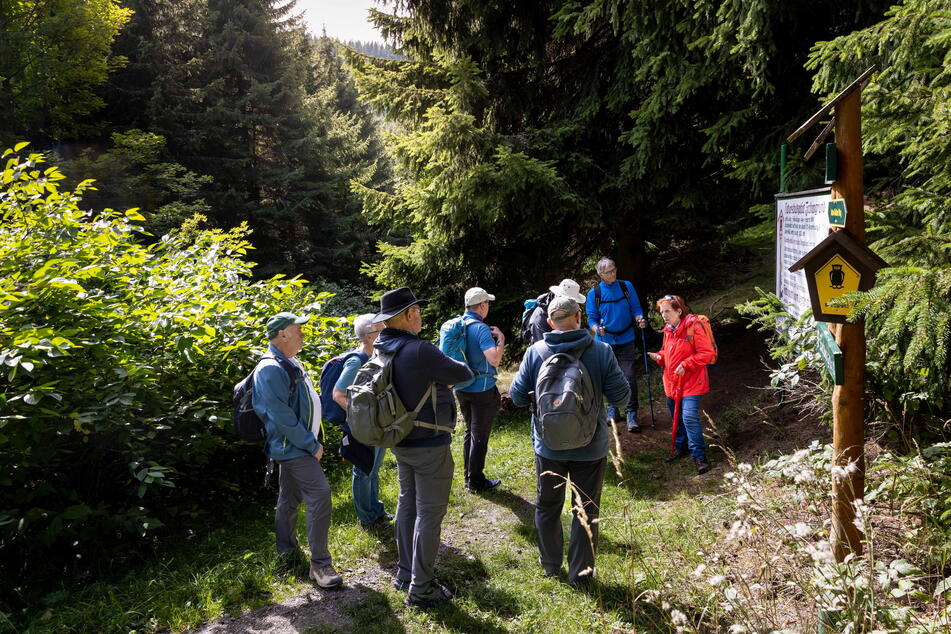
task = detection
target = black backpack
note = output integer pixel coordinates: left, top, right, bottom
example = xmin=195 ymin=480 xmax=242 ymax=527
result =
xmin=233 ymin=353 xmax=303 ymax=442
xmin=520 ymin=292 xmax=552 ymax=343
xmin=531 ymin=339 xmax=598 ymax=450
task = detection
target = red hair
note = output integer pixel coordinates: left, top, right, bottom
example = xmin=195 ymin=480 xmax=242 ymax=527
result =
xmin=656 ymin=294 xmax=687 ymax=315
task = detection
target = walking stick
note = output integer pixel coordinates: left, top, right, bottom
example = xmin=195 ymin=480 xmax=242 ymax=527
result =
xmin=640 ymin=326 xmax=656 ymax=429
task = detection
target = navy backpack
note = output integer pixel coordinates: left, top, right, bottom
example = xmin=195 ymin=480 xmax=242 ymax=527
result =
xmin=319 ymin=349 xmax=369 ymax=425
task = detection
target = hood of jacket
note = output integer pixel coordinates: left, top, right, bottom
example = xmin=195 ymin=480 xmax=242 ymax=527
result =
xmin=374 ymin=327 xmax=417 ymax=354
xmin=540 ymin=328 xmax=594 ymax=354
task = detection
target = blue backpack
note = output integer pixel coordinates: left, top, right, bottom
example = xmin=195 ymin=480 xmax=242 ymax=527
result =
xmin=437 ymin=315 xmax=480 ymax=390
xmin=319 ymin=349 xmax=369 ymax=425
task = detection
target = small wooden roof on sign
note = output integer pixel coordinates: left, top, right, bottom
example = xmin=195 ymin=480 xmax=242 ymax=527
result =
xmin=788 ymin=229 xmax=889 ymax=274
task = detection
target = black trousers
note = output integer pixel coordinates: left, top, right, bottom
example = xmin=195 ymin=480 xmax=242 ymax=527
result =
xmin=534 ymin=454 xmax=607 ymax=583
xmin=455 ymin=386 xmax=501 ymax=490
xmin=610 ymin=340 xmax=638 ymax=414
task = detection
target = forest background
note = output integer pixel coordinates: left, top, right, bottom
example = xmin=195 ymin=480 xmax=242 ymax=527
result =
xmin=1 ymin=0 xmax=949 ymax=630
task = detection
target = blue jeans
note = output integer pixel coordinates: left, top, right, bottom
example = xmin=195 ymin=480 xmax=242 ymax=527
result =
xmin=666 ymin=395 xmax=707 ymax=460
xmin=353 ymin=445 xmax=387 ymax=524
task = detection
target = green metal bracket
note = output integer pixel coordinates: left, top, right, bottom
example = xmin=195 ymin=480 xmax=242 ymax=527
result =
xmin=824 ymin=143 xmax=838 ymax=184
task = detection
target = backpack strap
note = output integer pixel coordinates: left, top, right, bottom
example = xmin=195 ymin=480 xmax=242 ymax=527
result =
xmin=259 ymin=353 xmax=303 ymax=396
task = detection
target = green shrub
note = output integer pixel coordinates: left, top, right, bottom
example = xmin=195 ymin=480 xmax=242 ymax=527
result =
xmin=0 ymin=146 xmax=350 ymax=603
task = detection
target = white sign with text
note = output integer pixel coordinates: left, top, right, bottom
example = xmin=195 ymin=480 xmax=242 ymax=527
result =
xmin=776 ymin=188 xmax=832 ymax=318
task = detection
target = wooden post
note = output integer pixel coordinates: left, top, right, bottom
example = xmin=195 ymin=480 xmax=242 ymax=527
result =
xmin=829 ymin=89 xmax=865 ymax=561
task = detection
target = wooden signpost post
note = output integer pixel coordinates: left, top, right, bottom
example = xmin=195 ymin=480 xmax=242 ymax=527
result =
xmin=785 ymin=66 xmax=880 ymax=562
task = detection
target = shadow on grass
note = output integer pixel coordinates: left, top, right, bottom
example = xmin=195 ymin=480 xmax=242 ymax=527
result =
xmin=337 ymin=585 xmax=407 ymax=633
xmin=574 ymin=577 xmax=675 ymax=633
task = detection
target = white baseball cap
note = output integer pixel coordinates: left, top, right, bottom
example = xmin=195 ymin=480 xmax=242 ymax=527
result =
xmin=465 ymin=287 xmax=496 ymax=306
xmin=548 ymin=279 xmax=585 ymax=303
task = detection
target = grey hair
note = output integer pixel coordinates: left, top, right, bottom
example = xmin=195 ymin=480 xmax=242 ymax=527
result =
xmin=596 ymin=257 xmax=616 ymax=274
xmin=354 ymin=313 xmax=377 ymax=340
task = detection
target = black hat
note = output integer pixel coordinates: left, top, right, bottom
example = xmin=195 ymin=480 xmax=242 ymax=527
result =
xmin=372 ymin=286 xmax=428 ymax=323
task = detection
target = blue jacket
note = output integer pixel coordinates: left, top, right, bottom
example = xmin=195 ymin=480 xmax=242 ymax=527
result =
xmin=253 ymin=344 xmax=319 ymax=461
xmin=510 ymin=328 xmax=630 ymax=461
xmin=585 ymin=280 xmax=644 ymax=345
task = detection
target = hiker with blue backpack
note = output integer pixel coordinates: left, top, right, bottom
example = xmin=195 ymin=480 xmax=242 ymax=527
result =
xmin=252 ymin=312 xmax=342 ymax=589
xmin=509 ymin=296 xmax=630 ymax=587
xmin=585 ymin=257 xmax=649 ymax=433
xmin=320 ymin=314 xmax=392 ymax=530
xmin=445 ymin=287 xmax=505 ymax=493
xmin=367 ymin=287 xmax=473 ymax=608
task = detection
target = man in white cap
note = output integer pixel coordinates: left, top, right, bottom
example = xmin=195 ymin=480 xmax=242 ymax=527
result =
xmin=525 ymin=279 xmax=587 ymax=344
xmin=454 ymin=287 xmax=506 ymax=493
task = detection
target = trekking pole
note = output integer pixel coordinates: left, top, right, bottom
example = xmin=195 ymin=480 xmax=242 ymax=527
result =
xmin=640 ymin=326 xmax=656 ymax=429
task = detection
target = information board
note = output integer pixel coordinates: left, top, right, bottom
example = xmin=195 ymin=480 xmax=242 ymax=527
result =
xmin=776 ymin=188 xmax=832 ymax=318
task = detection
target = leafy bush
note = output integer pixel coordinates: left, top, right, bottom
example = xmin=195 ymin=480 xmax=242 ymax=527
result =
xmin=0 ymin=146 xmax=351 ymax=603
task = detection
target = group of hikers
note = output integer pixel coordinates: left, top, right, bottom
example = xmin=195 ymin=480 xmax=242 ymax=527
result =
xmin=246 ymin=257 xmax=717 ymax=608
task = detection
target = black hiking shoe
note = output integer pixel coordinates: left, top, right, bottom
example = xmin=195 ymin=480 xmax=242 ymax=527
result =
xmin=694 ymin=457 xmax=711 ymax=474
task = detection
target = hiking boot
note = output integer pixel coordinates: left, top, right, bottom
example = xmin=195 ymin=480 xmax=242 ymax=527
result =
xmin=626 ymin=411 xmax=641 ymax=433
xmin=404 ymin=582 xmax=453 ymax=609
xmin=467 ymin=478 xmax=501 ymax=494
xmin=309 ymin=564 xmax=343 ymax=589
xmin=361 ymin=513 xmax=393 ymax=530
xmin=607 ymin=407 xmax=617 ymax=424
xmin=665 ymin=448 xmax=690 ymax=463
xmin=276 ymin=548 xmax=308 ymax=575
xmin=694 ymin=457 xmax=711 ymax=475
xmin=393 ymin=578 xmax=410 ymax=592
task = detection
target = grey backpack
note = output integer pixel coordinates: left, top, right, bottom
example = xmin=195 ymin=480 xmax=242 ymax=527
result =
xmin=532 ymin=340 xmax=598 ymax=450
xmin=346 ymin=350 xmax=453 ymax=448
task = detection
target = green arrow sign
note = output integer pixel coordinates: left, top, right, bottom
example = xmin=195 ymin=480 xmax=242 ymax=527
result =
xmin=815 ymin=321 xmax=844 ymax=384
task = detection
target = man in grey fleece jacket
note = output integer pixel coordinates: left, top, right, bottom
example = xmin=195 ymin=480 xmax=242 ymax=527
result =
xmin=371 ymin=287 xmax=473 ymax=608
xmin=509 ymin=296 xmax=630 ymax=586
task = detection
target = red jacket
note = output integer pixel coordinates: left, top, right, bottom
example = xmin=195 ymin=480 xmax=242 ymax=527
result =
xmin=655 ymin=314 xmax=715 ymax=398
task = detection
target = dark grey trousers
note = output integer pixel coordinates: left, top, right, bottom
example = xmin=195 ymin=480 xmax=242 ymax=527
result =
xmin=610 ymin=341 xmax=638 ymax=414
xmin=456 ymin=386 xmax=501 ymax=490
xmin=534 ymin=454 xmax=607 ymax=583
xmin=275 ymin=455 xmax=332 ymax=567
xmin=392 ymin=444 xmax=454 ymax=596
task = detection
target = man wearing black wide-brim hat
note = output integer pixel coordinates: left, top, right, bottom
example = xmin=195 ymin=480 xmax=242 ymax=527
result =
xmin=371 ymin=287 xmax=473 ymax=608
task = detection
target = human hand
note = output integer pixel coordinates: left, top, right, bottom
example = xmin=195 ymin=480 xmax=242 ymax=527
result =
xmin=315 ymin=445 xmax=324 ymax=461
xmin=489 ymin=326 xmax=504 ymax=343
xmin=648 ymin=352 xmax=661 ymax=362
xmin=674 ymin=364 xmax=686 ymax=376
xmin=637 ymin=317 xmax=647 ymax=329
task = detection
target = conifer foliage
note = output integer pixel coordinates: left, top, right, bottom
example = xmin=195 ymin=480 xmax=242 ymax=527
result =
xmin=807 ymin=0 xmax=951 ymax=437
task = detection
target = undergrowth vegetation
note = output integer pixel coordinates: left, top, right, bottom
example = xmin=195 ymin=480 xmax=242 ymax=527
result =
xmin=639 ymin=440 xmax=951 ymax=633
xmin=0 ymin=147 xmax=352 ymax=608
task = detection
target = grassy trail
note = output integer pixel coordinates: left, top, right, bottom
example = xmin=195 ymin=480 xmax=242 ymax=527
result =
xmin=26 ymin=401 xmax=727 ymax=633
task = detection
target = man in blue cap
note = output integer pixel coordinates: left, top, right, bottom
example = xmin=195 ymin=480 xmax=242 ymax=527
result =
xmin=253 ymin=311 xmax=341 ymax=589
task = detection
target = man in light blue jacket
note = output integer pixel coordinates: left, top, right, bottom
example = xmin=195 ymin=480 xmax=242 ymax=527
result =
xmin=509 ymin=296 xmax=630 ymax=586
xmin=253 ymin=311 xmax=341 ymax=589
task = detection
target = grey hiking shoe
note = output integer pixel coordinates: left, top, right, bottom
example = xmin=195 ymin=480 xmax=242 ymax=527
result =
xmin=405 ymin=581 xmax=452 ymax=608
xmin=309 ymin=563 xmax=343 ymax=589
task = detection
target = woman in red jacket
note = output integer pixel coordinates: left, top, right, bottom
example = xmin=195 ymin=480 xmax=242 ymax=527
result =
xmin=648 ymin=294 xmax=715 ymax=474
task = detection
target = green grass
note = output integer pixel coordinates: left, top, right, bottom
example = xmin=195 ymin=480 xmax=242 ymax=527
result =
xmin=17 ymin=411 xmax=728 ymax=634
